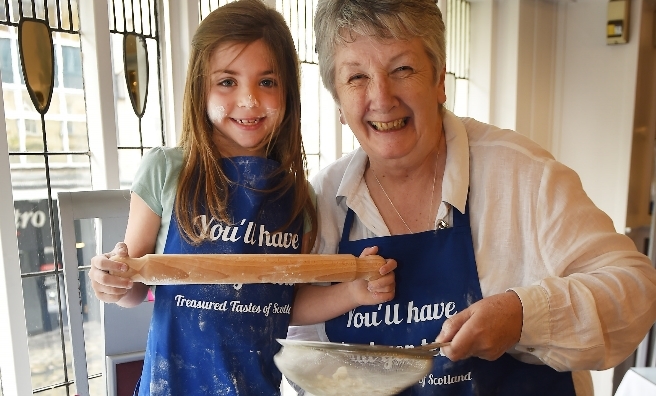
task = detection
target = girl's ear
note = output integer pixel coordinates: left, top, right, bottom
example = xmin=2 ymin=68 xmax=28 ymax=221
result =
xmin=338 ymin=109 xmax=346 ymax=125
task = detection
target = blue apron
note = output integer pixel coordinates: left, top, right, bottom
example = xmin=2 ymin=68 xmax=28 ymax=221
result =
xmin=325 ymin=201 xmax=576 ymax=395
xmin=136 ymin=157 xmax=302 ymax=396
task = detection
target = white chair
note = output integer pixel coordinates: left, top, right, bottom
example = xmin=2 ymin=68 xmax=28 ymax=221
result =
xmin=57 ymin=190 xmax=153 ymax=396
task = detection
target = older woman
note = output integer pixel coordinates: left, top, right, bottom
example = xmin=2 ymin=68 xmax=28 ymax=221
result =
xmin=288 ymin=0 xmax=656 ymax=395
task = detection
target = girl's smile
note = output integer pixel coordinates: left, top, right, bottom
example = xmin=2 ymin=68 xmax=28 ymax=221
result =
xmin=206 ymin=39 xmax=283 ymax=157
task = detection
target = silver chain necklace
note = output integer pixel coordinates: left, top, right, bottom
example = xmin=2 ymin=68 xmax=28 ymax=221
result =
xmin=371 ymin=147 xmax=440 ymax=234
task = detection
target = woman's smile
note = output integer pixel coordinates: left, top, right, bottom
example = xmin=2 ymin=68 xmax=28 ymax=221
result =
xmin=369 ymin=118 xmax=409 ymax=131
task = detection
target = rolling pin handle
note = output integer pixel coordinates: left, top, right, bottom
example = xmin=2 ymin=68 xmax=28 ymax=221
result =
xmin=354 ymin=255 xmax=387 ymax=280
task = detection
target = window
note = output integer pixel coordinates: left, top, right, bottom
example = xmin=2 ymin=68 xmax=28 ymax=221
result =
xmin=276 ymin=0 xmax=325 ymax=178
xmin=108 ymin=0 xmax=165 ymax=187
xmin=199 ymin=0 xmax=236 ymax=17
xmin=0 ymin=0 xmax=165 ymax=393
xmin=1 ymin=1 xmax=87 ymax=393
xmin=443 ymin=0 xmax=470 ymax=117
xmin=0 ymin=1 xmax=88 ymax=392
xmin=0 ymin=37 xmax=14 ymax=83
xmin=61 ymin=45 xmax=82 ymax=89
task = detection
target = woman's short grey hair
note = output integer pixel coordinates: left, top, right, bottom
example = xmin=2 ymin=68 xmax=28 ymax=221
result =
xmin=314 ymin=0 xmax=446 ymax=102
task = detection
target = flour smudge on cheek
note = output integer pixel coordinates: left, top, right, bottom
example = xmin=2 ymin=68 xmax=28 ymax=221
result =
xmin=265 ymin=107 xmax=279 ymax=121
xmin=208 ymin=104 xmax=226 ymax=124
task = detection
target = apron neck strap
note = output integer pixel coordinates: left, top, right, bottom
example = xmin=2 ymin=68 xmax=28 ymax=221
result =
xmin=340 ymin=208 xmax=356 ymax=244
xmin=451 ymin=197 xmax=470 ymax=228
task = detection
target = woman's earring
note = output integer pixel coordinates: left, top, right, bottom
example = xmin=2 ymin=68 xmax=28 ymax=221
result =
xmin=338 ymin=109 xmax=346 ymax=125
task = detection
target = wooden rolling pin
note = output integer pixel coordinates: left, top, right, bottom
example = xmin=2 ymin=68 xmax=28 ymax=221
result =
xmin=109 ymin=254 xmax=385 ymax=285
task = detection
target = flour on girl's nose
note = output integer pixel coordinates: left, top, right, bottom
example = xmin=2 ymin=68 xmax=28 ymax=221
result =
xmin=238 ymin=94 xmax=259 ymax=108
xmin=208 ymin=104 xmax=226 ymax=122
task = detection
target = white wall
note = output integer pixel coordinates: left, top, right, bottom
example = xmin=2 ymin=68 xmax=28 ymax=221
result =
xmin=490 ymin=0 xmax=520 ymax=130
xmin=467 ymin=0 xmax=493 ymax=123
xmin=470 ymin=0 xmax=643 ymax=232
xmin=516 ymin=0 xmax=558 ymax=151
xmin=552 ymin=0 xmax=641 ymax=232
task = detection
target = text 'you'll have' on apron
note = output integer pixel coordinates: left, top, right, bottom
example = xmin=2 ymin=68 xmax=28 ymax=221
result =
xmin=136 ymin=157 xmax=302 ymax=396
xmin=325 ymin=199 xmax=576 ymax=396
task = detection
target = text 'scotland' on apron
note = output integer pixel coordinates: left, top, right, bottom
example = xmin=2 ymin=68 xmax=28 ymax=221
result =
xmin=136 ymin=157 xmax=302 ymax=396
xmin=326 ymin=198 xmax=576 ymax=396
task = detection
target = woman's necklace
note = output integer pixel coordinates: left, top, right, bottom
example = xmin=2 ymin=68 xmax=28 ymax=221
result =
xmin=371 ymin=148 xmax=440 ymax=234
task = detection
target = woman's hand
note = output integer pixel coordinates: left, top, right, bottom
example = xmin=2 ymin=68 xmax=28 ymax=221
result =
xmin=88 ymin=242 xmax=135 ymax=304
xmin=347 ymin=246 xmax=396 ymax=306
xmin=435 ymin=291 xmax=523 ymax=361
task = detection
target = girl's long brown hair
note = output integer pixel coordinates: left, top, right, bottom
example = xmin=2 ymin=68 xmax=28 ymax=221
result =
xmin=175 ymin=0 xmax=316 ymax=247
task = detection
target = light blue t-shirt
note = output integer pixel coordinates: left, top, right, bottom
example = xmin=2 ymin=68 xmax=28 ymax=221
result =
xmin=131 ymin=146 xmax=184 ymax=254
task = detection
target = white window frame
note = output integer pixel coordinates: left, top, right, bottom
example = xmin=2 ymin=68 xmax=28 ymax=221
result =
xmin=0 ymin=88 xmax=31 ymax=396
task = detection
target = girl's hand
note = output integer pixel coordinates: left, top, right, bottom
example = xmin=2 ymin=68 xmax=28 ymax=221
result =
xmin=88 ymin=242 xmax=134 ymax=303
xmin=348 ymin=246 xmax=396 ymax=306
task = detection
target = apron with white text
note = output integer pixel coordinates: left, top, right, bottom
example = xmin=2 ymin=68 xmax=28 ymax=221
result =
xmin=136 ymin=157 xmax=302 ymax=396
xmin=325 ymin=201 xmax=576 ymax=395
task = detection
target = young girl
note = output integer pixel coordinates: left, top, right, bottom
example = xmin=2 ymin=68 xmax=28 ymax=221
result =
xmin=88 ymin=1 xmax=395 ymax=394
